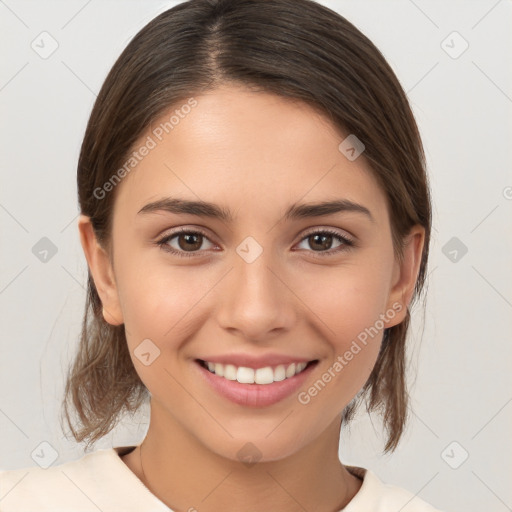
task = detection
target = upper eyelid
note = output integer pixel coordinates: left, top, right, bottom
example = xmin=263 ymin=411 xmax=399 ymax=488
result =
xmin=300 ymin=226 xmax=354 ymax=241
xmin=159 ymin=226 xmax=215 ymax=243
xmin=158 ymin=226 xmax=354 ymax=249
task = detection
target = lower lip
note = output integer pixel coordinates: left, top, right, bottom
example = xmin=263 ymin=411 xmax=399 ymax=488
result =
xmin=194 ymin=360 xmax=318 ymax=407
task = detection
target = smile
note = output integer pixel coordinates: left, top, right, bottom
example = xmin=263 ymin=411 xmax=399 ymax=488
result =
xmin=198 ymin=359 xmax=315 ymax=385
xmin=194 ymin=359 xmax=320 ymax=407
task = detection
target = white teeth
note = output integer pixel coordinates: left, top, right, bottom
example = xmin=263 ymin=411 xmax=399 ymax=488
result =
xmin=285 ymin=363 xmax=296 ymax=378
xmin=224 ymin=364 xmax=237 ymax=380
xmin=273 ymin=365 xmax=286 ymax=382
xmin=255 ymin=367 xmax=274 ymax=385
xmin=237 ymin=366 xmax=254 ymax=384
xmin=214 ymin=363 xmax=224 ymax=377
xmin=202 ymin=360 xmax=311 ymax=384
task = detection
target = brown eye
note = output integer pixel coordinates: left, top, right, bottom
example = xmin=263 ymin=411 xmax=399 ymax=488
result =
xmin=177 ymin=232 xmax=203 ymax=251
xmin=157 ymin=229 xmax=215 ymax=257
xmin=295 ymin=229 xmax=354 ymax=256
xmin=308 ymin=233 xmax=335 ymax=251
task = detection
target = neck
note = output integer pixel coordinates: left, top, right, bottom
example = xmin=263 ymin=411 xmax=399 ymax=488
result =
xmin=124 ymin=400 xmax=362 ymax=512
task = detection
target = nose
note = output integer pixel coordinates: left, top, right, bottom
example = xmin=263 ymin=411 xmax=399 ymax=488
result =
xmin=216 ymin=248 xmax=297 ymax=342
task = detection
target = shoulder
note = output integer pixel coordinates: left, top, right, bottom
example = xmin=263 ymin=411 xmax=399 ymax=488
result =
xmin=0 ymin=448 xmax=110 ymax=510
xmin=0 ymin=446 xmax=165 ymax=511
xmin=345 ymin=466 xmax=445 ymax=512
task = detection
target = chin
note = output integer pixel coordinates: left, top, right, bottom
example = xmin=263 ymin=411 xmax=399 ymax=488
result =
xmin=202 ymin=428 xmax=310 ymax=465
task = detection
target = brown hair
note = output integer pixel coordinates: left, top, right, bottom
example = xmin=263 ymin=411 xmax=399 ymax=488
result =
xmin=61 ymin=0 xmax=431 ymax=453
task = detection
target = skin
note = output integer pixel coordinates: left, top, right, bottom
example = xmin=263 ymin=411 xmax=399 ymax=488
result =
xmin=79 ymin=84 xmax=425 ymax=511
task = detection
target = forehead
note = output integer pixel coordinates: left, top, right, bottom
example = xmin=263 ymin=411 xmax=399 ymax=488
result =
xmin=113 ymin=85 xmax=388 ymax=225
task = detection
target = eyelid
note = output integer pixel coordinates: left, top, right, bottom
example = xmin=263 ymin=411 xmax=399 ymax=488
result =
xmin=157 ymin=225 xmax=212 ymax=240
xmin=293 ymin=227 xmax=355 ymax=257
xmin=156 ymin=225 xmax=355 ymax=258
xmin=156 ymin=226 xmax=218 ymax=255
xmin=299 ymin=225 xmax=354 ymax=243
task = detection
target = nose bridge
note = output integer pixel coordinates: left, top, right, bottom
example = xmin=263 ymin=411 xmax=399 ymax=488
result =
xmin=217 ymin=241 xmax=295 ymax=339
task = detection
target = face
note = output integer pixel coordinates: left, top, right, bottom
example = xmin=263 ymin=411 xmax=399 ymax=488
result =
xmin=81 ymin=84 xmax=423 ymax=462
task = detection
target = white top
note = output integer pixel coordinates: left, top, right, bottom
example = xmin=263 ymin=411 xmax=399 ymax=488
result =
xmin=0 ymin=445 xmax=443 ymax=511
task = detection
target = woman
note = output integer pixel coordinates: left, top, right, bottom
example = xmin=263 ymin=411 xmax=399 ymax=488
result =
xmin=0 ymin=0 xmax=443 ymax=510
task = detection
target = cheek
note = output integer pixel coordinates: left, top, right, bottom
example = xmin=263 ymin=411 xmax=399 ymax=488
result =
xmin=293 ymin=255 xmax=393 ymax=399
xmin=301 ymin=258 xmax=393 ymax=344
xmin=118 ymin=262 xmax=207 ymax=337
xmin=114 ymin=245 xmax=223 ymax=366
xmin=114 ymin=258 xmax=216 ymax=395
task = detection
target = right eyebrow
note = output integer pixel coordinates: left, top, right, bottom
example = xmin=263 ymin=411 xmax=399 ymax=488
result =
xmin=137 ymin=198 xmax=233 ymax=222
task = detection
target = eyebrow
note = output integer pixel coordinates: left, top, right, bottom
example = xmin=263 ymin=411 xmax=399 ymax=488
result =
xmin=137 ymin=197 xmax=374 ymax=223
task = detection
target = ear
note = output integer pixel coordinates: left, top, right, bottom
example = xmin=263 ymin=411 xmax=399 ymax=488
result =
xmin=78 ymin=214 xmax=124 ymax=326
xmin=384 ymin=225 xmax=425 ymax=328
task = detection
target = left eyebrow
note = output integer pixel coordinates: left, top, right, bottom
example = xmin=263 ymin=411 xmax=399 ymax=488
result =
xmin=284 ymin=199 xmax=374 ymax=223
xmin=137 ymin=197 xmax=374 ymax=223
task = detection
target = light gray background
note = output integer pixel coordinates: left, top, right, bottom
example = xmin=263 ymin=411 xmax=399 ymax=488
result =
xmin=1 ymin=1 xmax=511 ymax=511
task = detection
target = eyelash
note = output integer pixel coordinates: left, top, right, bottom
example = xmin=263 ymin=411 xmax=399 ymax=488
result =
xmin=155 ymin=227 xmax=355 ymax=258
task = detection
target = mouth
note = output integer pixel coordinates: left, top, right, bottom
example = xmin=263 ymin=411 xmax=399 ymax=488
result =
xmin=194 ymin=358 xmax=319 ymax=407
xmin=196 ymin=358 xmax=319 ymax=384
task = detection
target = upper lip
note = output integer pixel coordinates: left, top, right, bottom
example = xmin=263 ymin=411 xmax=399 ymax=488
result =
xmin=196 ymin=353 xmax=318 ymax=369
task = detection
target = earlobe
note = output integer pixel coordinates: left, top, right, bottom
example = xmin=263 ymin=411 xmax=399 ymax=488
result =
xmin=78 ymin=215 xmax=124 ymax=326
xmin=384 ymin=225 xmax=425 ymax=328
